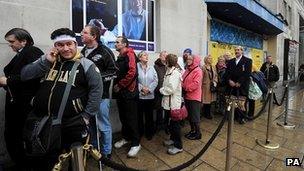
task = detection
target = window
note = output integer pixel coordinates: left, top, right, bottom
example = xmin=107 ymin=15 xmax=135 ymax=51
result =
xmin=71 ymin=0 xmax=156 ymax=51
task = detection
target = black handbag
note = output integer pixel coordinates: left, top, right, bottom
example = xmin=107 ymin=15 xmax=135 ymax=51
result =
xmin=208 ymin=67 xmax=217 ymax=93
xmin=23 ymin=61 xmax=80 ymax=156
xmin=210 ymin=82 xmax=217 ymax=93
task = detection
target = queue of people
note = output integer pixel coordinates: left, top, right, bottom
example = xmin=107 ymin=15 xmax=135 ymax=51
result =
xmin=0 ymin=27 xmax=280 ymax=170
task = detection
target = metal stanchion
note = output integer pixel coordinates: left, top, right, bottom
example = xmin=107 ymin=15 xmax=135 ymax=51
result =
xmin=277 ymin=82 xmax=295 ymax=129
xmin=301 ymin=92 xmax=304 ymax=113
xmin=256 ymin=88 xmax=280 ymax=149
xmin=71 ymin=143 xmax=85 ymax=171
xmin=95 ymin=115 xmax=103 ymax=171
xmin=225 ymin=96 xmax=236 ymax=171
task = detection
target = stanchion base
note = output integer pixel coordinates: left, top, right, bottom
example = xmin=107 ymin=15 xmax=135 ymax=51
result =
xmin=256 ymin=139 xmax=280 ymax=149
xmin=277 ymin=122 xmax=296 ymax=129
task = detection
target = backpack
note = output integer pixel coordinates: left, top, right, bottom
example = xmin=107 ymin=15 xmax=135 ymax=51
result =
xmin=251 ymin=71 xmax=268 ymax=94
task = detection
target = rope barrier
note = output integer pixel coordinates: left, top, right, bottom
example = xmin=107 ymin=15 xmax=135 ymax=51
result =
xmin=273 ymin=85 xmax=288 ymax=106
xmin=98 ymin=112 xmax=228 ymax=171
xmin=238 ymin=93 xmax=271 ymax=121
xmin=163 ymin=111 xmax=228 ymax=171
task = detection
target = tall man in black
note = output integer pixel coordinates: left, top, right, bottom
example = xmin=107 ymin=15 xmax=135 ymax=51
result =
xmin=225 ymin=46 xmax=252 ymax=124
xmin=0 ymin=28 xmax=43 ymax=170
xmin=81 ymin=25 xmax=117 ymax=158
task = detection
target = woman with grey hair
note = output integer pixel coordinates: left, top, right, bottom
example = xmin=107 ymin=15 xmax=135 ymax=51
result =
xmin=137 ymin=51 xmax=158 ymax=140
xmin=201 ymin=55 xmax=218 ymax=119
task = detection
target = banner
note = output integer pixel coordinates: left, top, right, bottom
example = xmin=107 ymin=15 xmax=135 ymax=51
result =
xmin=208 ymin=41 xmax=264 ymax=68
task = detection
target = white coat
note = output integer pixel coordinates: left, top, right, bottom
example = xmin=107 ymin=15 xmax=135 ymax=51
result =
xmin=160 ymin=67 xmax=182 ymax=110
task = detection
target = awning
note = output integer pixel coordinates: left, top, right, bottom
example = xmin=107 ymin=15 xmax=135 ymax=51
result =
xmin=205 ymin=0 xmax=285 ymax=36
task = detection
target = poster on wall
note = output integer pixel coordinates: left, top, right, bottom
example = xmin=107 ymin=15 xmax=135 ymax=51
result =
xmin=288 ymin=40 xmax=297 ymax=81
xmin=208 ymin=41 xmax=263 ymax=68
xmin=71 ymin=0 xmax=155 ymax=51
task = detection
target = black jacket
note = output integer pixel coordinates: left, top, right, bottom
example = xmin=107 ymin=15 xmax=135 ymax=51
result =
xmin=260 ymin=62 xmax=279 ymax=83
xmin=225 ymin=56 xmax=252 ymax=97
xmin=3 ymin=45 xmax=43 ymax=144
xmin=154 ymin=58 xmax=166 ymax=95
xmin=3 ymin=46 xmax=43 ymax=104
xmin=21 ymin=55 xmax=102 ymax=130
xmin=81 ymin=43 xmax=117 ymax=98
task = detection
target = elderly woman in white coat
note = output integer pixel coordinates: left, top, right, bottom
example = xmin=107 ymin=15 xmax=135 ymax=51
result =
xmin=160 ymin=54 xmax=183 ymax=155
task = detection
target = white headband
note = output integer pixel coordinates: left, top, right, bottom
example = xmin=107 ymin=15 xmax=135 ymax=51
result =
xmin=53 ymin=35 xmax=77 ymax=44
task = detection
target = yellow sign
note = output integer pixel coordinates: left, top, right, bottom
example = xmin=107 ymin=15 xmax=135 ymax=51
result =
xmin=208 ymin=41 xmax=263 ymax=68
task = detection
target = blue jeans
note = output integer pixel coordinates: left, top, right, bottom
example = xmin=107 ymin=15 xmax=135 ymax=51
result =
xmin=97 ymin=99 xmax=112 ymax=155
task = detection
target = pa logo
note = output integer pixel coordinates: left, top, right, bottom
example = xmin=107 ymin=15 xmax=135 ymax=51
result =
xmin=285 ymin=156 xmax=303 ymax=167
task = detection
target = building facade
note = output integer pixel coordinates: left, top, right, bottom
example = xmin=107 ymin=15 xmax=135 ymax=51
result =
xmin=260 ymin=0 xmax=304 ymax=81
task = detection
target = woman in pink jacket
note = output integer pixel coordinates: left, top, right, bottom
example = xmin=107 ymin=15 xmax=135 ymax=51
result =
xmin=182 ymin=55 xmax=203 ymax=140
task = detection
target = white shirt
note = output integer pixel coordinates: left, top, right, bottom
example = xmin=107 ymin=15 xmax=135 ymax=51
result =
xmin=84 ymin=46 xmax=97 ymax=57
xmin=235 ymin=55 xmax=242 ymax=65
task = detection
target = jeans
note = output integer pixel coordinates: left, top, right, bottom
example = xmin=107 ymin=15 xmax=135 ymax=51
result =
xmin=97 ymin=99 xmax=112 ymax=155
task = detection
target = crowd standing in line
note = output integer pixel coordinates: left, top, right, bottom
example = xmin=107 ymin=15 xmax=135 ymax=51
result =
xmin=0 ymin=26 xmax=281 ymax=170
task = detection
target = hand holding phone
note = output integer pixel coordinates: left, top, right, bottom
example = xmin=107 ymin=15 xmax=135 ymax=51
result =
xmin=46 ymin=47 xmax=59 ymax=63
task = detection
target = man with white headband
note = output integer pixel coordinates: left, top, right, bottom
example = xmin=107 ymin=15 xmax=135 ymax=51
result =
xmin=21 ymin=28 xmax=102 ymax=170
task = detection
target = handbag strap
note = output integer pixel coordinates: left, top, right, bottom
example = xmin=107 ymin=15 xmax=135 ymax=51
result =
xmin=206 ymin=66 xmax=214 ymax=81
xmin=183 ymin=66 xmax=198 ymax=82
xmin=53 ymin=61 xmax=80 ymax=125
xmin=169 ymin=95 xmax=171 ymax=110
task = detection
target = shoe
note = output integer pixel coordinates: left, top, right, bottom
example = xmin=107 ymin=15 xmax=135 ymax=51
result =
xmin=167 ymin=146 xmax=183 ymax=155
xmin=238 ymin=118 xmax=246 ymax=125
xmin=187 ymin=133 xmax=202 ymax=140
xmin=163 ymin=140 xmax=174 ymax=146
xmin=184 ymin=131 xmax=195 ymax=139
xmin=127 ymin=145 xmax=141 ymax=158
xmin=114 ymin=139 xmax=128 ymax=149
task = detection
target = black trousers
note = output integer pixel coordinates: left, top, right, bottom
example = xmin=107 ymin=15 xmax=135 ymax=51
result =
xmin=138 ymin=99 xmax=155 ymax=137
xmin=202 ymin=104 xmax=211 ymax=117
xmin=155 ymin=107 xmax=164 ymax=125
xmin=4 ymin=98 xmax=32 ymax=171
xmin=117 ymin=98 xmax=140 ymax=146
xmin=165 ymin=110 xmax=182 ymax=149
xmin=248 ymin=99 xmax=255 ymax=117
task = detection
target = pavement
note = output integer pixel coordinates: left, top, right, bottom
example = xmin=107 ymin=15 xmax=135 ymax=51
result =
xmin=89 ymin=82 xmax=304 ymax=171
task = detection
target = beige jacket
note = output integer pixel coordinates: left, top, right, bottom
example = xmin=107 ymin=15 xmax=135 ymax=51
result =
xmin=202 ymin=65 xmax=218 ymax=104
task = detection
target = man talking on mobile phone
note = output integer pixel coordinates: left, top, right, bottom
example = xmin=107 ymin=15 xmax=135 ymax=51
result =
xmin=21 ymin=28 xmax=102 ymax=170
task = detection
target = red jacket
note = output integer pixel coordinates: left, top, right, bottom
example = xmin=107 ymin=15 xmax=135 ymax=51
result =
xmin=115 ymin=48 xmax=137 ymax=92
xmin=182 ymin=55 xmax=203 ymax=102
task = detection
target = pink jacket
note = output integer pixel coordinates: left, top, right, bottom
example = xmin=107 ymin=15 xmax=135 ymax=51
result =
xmin=182 ymin=55 xmax=203 ymax=102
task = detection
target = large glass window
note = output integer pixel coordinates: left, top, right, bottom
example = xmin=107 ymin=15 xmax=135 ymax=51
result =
xmin=71 ymin=0 xmax=156 ymax=51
